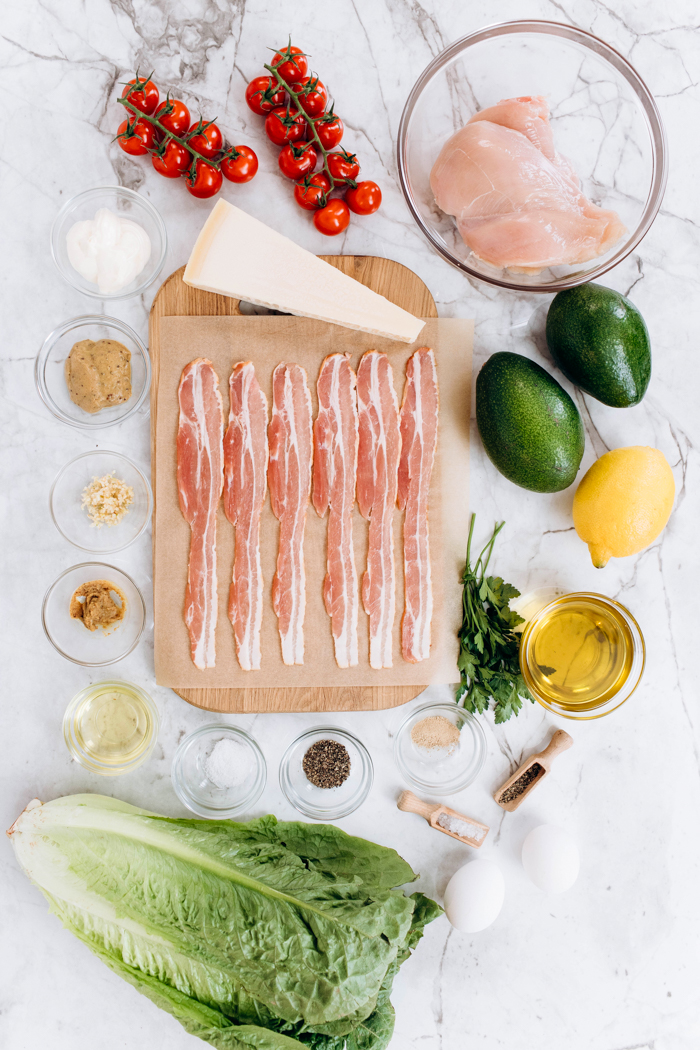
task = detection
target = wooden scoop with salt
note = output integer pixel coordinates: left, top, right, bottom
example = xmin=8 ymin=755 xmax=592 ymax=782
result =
xmin=397 ymin=791 xmax=490 ymax=848
xmin=493 ymin=728 xmax=573 ymax=812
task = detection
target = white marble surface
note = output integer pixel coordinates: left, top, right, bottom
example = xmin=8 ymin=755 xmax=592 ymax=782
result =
xmin=1 ymin=2 xmax=699 ymax=1049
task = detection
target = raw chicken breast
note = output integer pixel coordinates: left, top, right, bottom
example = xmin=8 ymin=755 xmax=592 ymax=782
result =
xmin=430 ymin=95 xmax=625 ymax=272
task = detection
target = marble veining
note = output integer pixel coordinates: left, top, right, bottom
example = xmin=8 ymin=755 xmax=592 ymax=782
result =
xmin=1 ymin=2 xmax=699 ymax=1049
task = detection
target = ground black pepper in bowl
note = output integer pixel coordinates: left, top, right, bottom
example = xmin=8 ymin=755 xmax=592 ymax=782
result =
xmin=302 ymin=739 xmax=351 ymax=789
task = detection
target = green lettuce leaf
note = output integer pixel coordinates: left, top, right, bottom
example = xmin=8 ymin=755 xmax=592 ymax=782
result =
xmin=9 ymin=795 xmax=441 ymax=1050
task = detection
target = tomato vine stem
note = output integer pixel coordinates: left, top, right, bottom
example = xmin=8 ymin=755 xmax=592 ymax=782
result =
xmin=263 ymin=62 xmax=342 ymax=193
xmin=117 ymin=95 xmax=233 ymax=174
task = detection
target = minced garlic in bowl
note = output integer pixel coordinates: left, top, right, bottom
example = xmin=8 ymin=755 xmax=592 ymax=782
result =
xmin=81 ymin=472 xmax=134 ymax=528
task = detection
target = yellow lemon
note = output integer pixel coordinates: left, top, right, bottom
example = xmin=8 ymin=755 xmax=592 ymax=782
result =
xmin=573 ymin=446 xmax=675 ymax=568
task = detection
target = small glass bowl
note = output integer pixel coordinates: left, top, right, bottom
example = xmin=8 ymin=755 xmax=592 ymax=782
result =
xmin=519 ymin=592 xmax=645 ymax=720
xmin=171 ymin=724 xmax=267 ymax=818
xmin=36 ymin=315 xmax=150 ymax=430
xmin=394 ymin=701 xmax=487 ymax=796
xmin=280 ymin=727 xmax=373 ymax=821
xmin=397 ymin=20 xmax=667 ymax=291
xmin=42 ymin=562 xmax=146 ymax=666
xmin=50 ymin=186 xmax=167 ymax=300
xmin=63 ymin=679 xmax=159 ymax=776
xmin=50 ymin=450 xmax=152 ymax=554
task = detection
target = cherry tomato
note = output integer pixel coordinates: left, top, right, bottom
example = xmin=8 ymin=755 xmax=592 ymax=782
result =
xmin=328 ymin=150 xmax=359 ymax=182
xmin=312 ymin=112 xmax=344 ymax=151
xmin=154 ymin=97 xmax=190 ymax=137
xmin=314 ymin=199 xmax=350 ymax=236
xmin=296 ymin=76 xmax=327 ymax=118
xmin=152 ymin=139 xmax=192 ymax=178
xmin=294 ymin=171 xmax=331 ymax=211
xmin=121 ymin=76 xmax=159 ymax=116
xmin=245 ymin=75 xmax=286 ymax=115
xmin=221 ymin=145 xmax=258 ymax=183
xmin=345 ymin=180 xmax=382 ymax=215
xmin=271 ymin=44 xmax=308 ymax=84
xmin=186 ymin=159 xmax=223 ymax=199
xmin=187 ymin=119 xmax=223 ymax=159
xmin=278 ymin=142 xmax=317 ymax=181
xmin=265 ymin=106 xmax=307 ymax=146
xmin=117 ymin=118 xmax=158 ymax=156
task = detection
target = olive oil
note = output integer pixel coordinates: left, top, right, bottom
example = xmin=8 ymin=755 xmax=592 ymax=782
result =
xmin=64 ymin=680 xmax=158 ymax=774
xmin=520 ymin=594 xmax=639 ymax=713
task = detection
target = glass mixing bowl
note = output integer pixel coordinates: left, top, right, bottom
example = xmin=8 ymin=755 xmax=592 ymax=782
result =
xmin=50 ymin=450 xmax=152 ymax=554
xmin=50 ymin=186 xmax=167 ymax=300
xmin=394 ymin=701 xmax=487 ymax=796
xmin=42 ymin=562 xmax=146 ymax=666
xmin=63 ymin=679 xmax=159 ymax=776
xmin=35 ymin=315 xmax=150 ymax=430
xmin=171 ymin=724 xmax=266 ymax=818
xmin=280 ymin=727 xmax=373 ymax=820
xmin=519 ymin=592 xmax=645 ymax=720
xmin=397 ymin=20 xmax=667 ymax=291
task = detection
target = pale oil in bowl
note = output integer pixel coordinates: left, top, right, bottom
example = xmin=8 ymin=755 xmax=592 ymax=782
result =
xmin=64 ymin=680 xmax=158 ymax=774
xmin=520 ymin=594 xmax=640 ymax=714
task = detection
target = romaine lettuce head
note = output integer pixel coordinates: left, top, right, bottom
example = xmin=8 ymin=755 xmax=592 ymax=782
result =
xmin=9 ymin=795 xmax=441 ymax=1050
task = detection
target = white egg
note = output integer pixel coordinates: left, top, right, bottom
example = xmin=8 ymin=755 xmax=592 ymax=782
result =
xmin=521 ymin=824 xmax=579 ymax=893
xmin=443 ymin=859 xmax=505 ymax=933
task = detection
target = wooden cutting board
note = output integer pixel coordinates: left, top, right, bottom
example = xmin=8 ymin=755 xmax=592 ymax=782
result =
xmin=149 ymin=257 xmax=437 ymax=713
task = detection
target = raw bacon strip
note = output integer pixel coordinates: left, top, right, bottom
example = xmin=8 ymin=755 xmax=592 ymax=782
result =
xmin=313 ymin=354 xmax=359 ymax=669
xmin=224 ymin=363 xmax=268 ymax=671
xmin=177 ymin=359 xmax=224 ymax=670
xmin=397 ymin=347 xmax=439 ymax=664
xmin=357 ymin=351 xmax=401 ymax=669
xmin=268 ymin=364 xmax=313 ymax=665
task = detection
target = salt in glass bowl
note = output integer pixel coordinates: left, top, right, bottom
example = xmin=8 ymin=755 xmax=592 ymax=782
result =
xmin=397 ymin=20 xmax=667 ymax=291
xmin=50 ymin=450 xmax=152 ymax=554
xmin=279 ymin=726 xmax=373 ymax=821
xmin=41 ymin=562 xmax=146 ymax=666
xmin=35 ymin=314 xmax=150 ymax=430
xmin=171 ymin=724 xmax=267 ymax=818
xmin=63 ymin=679 xmax=159 ymax=776
xmin=394 ymin=701 xmax=487 ymax=796
xmin=50 ymin=186 xmax=167 ymax=300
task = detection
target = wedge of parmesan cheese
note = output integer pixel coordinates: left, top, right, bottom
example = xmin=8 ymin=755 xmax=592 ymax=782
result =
xmin=184 ymin=200 xmax=425 ymax=344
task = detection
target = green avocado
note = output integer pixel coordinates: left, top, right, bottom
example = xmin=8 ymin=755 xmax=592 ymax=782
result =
xmin=545 ymin=283 xmax=651 ymax=407
xmin=476 ymin=352 xmax=585 ymax=492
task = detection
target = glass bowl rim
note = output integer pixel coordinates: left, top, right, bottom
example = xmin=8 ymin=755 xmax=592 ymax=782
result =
xmin=41 ymin=560 xmax=147 ymax=666
xmin=393 ymin=699 xmax=487 ymax=793
xmin=49 ymin=449 xmax=153 ymax=553
xmin=35 ymin=313 xmax=151 ymax=430
xmin=63 ymin=678 xmax=160 ymax=775
xmin=279 ymin=725 xmax=374 ymax=820
xmin=50 ymin=184 xmax=168 ymax=301
xmin=171 ymin=723 xmax=267 ymax=818
xmin=397 ymin=18 xmax=668 ymax=292
xmin=519 ymin=590 xmax=646 ymax=720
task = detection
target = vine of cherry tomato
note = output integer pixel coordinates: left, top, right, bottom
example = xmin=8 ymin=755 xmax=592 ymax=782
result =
xmin=244 ymin=42 xmax=381 ymax=234
xmin=116 ymin=71 xmax=257 ymax=199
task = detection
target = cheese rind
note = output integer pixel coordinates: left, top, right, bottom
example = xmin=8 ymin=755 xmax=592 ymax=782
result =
xmin=184 ymin=200 xmax=425 ymax=344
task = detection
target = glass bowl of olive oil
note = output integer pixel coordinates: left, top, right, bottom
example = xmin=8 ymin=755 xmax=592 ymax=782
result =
xmin=519 ymin=593 xmax=645 ymax=720
xmin=63 ymin=680 xmax=159 ymax=775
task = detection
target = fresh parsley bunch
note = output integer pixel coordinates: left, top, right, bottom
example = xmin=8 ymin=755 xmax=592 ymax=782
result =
xmin=456 ymin=515 xmax=535 ymax=723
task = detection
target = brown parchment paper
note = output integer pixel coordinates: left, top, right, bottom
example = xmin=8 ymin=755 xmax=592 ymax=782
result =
xmin=154 ymin=316 xmax=472 ymax=688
